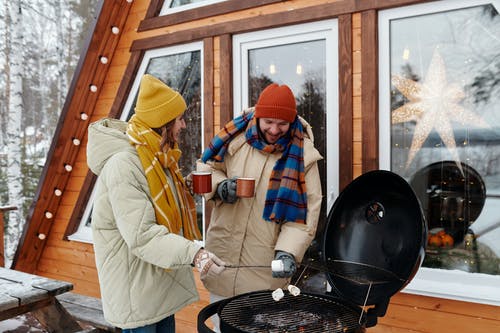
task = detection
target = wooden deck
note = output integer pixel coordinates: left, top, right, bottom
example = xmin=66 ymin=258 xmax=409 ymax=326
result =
xmin=176 ymin=273 xmax=212 ymax=332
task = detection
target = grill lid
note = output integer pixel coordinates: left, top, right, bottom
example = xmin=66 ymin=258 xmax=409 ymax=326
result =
xmin=323 ymin=170 xmax=427 ymax=306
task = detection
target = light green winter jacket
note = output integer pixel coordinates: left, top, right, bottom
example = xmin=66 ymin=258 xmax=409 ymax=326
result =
xmin=86 ymin=118 xmax=202 ymax=329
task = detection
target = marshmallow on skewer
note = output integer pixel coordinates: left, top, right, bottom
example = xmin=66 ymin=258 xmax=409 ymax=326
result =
xmin=272 ymin=288 xmax=284 ymax=301
xmin=287 ymin=284 xmax=301 ymax=296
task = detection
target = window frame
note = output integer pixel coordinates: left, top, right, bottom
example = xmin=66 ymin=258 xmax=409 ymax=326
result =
xmin=160 ymin=0 xmax=227 ymax=15
xmin=232 ymin=19 xmax=340 ymax=211
xmin=69 ymin=41 xmax=206 ymax=246
xmin=379 ymin=0 xmax=500 ymax=306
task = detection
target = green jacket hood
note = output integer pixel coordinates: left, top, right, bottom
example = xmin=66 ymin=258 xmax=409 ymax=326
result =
xmin=87 ymin=118 xmax=136 ymax=176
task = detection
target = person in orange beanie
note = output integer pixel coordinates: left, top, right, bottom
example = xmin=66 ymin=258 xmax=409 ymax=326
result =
xmin=87 ymin=74 xmax=225 ymax=333
xmin=197 ymin=83 xmax=323 ymax=331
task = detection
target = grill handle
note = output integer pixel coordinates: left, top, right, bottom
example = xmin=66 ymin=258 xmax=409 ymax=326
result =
xmin=365 ymin=297 xmax=389 ymax=328
xmin=197 ymin=299 xmax=223 ymax=333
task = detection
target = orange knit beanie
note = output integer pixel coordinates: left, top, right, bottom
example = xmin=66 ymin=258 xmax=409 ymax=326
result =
xmin=255 ymin=83 xmax=297 ymax=122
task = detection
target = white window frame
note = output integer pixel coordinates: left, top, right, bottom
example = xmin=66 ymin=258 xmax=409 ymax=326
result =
xmin=70 ymin=42 xmax=205 ymax=246
xmin=233 ymin=19 xmax=340 ymax=211
xmin=160 ymin=0 xmax=227 ymax=15
xmin=379 ymin=0 xmax=500 ymax=306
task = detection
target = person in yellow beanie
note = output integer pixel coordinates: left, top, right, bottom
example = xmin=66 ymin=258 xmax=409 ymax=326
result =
xmin=196 ymin=83 xmax=323 ymax=332
xmin=87 ymin=74 xmax=225 ymax=333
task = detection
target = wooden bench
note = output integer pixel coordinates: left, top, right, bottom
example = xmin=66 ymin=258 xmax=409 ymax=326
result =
xmin=56 ymin=292 xmax=121 ymax=332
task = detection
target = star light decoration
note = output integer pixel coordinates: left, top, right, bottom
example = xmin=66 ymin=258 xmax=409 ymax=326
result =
xmin=391 ymin=48 xmax=489 ymax=175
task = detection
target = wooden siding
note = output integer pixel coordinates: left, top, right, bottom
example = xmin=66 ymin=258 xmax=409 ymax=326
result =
xmin=13 ymin=0 xmax=499 ymax=332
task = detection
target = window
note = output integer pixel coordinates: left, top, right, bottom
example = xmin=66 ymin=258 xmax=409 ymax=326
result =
xmin=160 ymin=0 xmax=227 ymax=15
xmin=70 ymin=42 xmax=205 ymax=244
xmin=233 ymin=19 xmax=339 ymax=214
xmin=233 ymin=19 xmax=339 ymax=288
xmin=379 ymin=0 xmax=500 ymax=305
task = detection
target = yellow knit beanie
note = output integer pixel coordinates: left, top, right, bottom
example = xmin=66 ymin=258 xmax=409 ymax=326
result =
xmin=134 ymin=74 xmax=187 ymax=128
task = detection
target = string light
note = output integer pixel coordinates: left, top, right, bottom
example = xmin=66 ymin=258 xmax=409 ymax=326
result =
xmin=402 ymin=47 xmax=410 ymax=60
xmin=89 ymin=84 xmax=98 ymax=92
xmin=269 ymin=64 xmax=276 ymax=75
xmin=296 ymin=63 xmax=303 ymax=75
xmin=54 ymin=188 xmax=63 ymax=196
xmin=72 ymin=138 xmax=81 ymax=146
xmin=38 ymin=233 xmax=46 ymax=240
xmin=100 ymin=56 xmax=108 ymax=64
xmin=80 ymin=112 xmax=88 ymax=120
xmin=111 ymin=26 xmax=120 ymax=34
xmin=64 ymin=164 xmax=73 ymax=172
xmin=45 ymin=211 xmax=53 ymax=219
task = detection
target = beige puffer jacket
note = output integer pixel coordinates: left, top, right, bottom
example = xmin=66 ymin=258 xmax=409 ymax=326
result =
xmin=87 ymin=118 xmax=202 ymax=329
xmin=197 ymin=110 xmax=323 ymax=297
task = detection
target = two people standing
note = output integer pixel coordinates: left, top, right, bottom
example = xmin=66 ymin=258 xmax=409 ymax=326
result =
xmin=87 ymin=74 xmax=322 ymax=332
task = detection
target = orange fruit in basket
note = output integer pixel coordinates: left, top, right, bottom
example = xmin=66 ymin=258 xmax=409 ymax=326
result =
xmin=428 ymin=234 xmax=442 ymax=247
xmin=441 ymin=234 xmax=454 ymax=247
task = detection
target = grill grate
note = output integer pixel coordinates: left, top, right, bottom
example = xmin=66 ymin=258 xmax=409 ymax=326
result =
xmin=220 ymin=292 xmax=363 ymax=333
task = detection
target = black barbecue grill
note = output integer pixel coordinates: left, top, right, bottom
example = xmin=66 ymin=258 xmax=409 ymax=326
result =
xmin=198 ymin=170 xmax=427 ymax=333
xmin=208 ymin=291 xmax=365 ymax=333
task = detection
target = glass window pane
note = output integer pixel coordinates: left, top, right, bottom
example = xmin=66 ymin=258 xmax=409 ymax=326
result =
xmin=161 ymin=0 xmax=226 ymax=13
xmin=388 ymin=4 xmax=500 ymax=276
xmin=169 ymin=0 xmax=209 ymax=7
xmin=134 ymin=51 xmax=204 ymax=232
xmin=248 ymin=40 xmax=327 ymax=203
xmin=127 ymin=51 xmax=202 ymax=175
xmin=75 ymin=48 xmax=204 ymax=242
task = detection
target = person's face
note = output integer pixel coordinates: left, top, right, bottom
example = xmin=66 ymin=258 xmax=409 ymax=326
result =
xmin=258 ymin=118 xmax=291 ymax=144
xmin=171 ymin=113 xmax=186 ymax=143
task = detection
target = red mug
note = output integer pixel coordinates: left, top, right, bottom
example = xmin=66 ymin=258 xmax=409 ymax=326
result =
xmin=236 ymin=178 xmax=255 ymax=198
xmin=192 ymin=172 xmax=212 ymax=194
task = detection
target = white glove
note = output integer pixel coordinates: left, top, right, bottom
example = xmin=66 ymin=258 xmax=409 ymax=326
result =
xmin=193 ymin=249 xmax=226 ymax=279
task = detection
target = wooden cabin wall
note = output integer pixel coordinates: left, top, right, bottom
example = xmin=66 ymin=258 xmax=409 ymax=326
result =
xmin=26 ymin=0 xmax=498 ymax=332
xmin=31 ymin=0 xmax=150 ymax=298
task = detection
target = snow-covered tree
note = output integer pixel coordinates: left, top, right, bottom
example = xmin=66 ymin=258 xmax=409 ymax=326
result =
xmin=0 ymin=0 xmax=98 ymax=266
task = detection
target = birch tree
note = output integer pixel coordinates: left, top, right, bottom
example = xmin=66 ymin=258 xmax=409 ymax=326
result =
xmin=0 ymin=0 xmax=98 ymax=266
xmin=5 ymin=0 xmax=24 ymax=266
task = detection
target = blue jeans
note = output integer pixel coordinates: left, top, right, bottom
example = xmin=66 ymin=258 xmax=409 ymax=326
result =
xmin=122 ymin=315 xmax=175 ymax=333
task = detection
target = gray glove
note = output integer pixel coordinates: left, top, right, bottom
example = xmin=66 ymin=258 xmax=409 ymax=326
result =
xmin=272 ymin=251 xmax=296 ymax=278
xmin=217 ymin=178 xmax=237 ymax=203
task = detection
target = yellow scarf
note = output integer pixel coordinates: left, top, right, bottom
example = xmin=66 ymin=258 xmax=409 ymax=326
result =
xmin=126 ymin=115 xmax=201 ymax=240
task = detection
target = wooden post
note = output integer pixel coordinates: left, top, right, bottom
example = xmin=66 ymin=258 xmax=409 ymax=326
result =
xmin=0 ymin=205 xmax=18 ymax=267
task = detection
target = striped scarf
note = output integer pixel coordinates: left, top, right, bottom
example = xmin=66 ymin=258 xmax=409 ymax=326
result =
xmin=201 ymin=111 xmax=307 ymax=224
xmin=126 ymin=115 xmax=201 ymax=240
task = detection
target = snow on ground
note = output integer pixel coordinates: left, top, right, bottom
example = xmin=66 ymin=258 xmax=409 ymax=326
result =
xmin=0 ymin=314 xmax=45 ymax=332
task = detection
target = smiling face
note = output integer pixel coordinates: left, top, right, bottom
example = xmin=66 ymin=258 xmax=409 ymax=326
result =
xmin=258 ymin=118 xmax=291 ymax=144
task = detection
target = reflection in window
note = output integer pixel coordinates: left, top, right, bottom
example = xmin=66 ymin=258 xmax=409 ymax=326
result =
xmin=389 ymin=4 xmax=500 ymax=275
